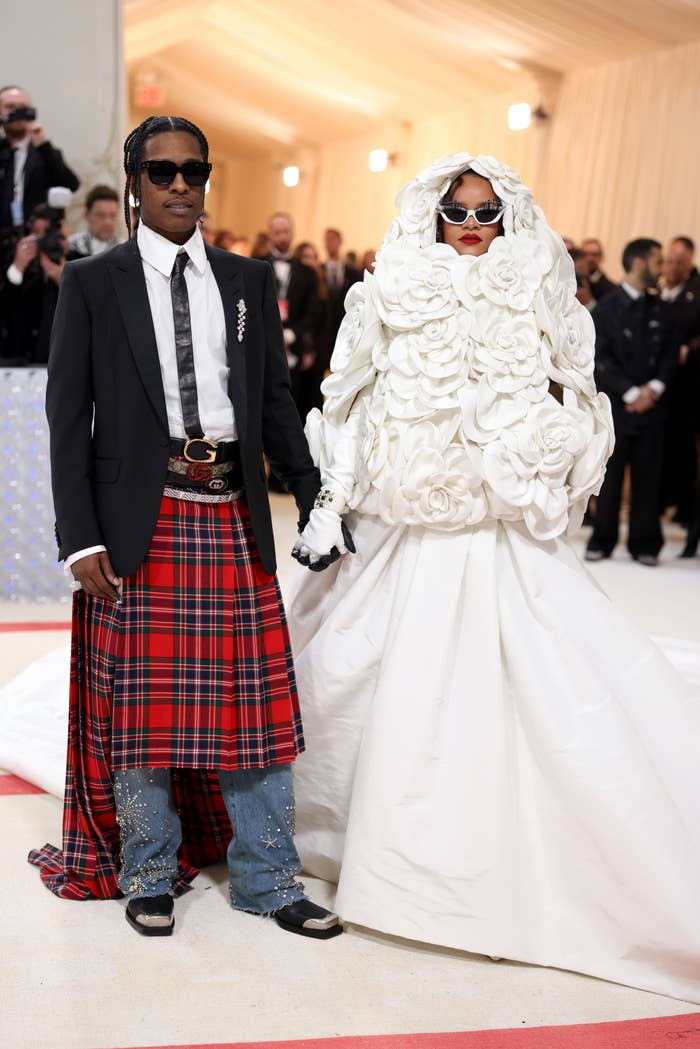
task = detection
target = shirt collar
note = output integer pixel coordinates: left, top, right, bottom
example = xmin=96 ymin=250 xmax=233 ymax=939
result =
xmin=621 ymin=281 xmax=643 ymax=301
xmin=137 ymin=221 xmax=207 ymax=277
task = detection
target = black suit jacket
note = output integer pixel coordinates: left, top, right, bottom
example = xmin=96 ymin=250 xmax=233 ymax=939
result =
xmin=593 ymin=287 xmax=677 ymax=433
xmin=263 ymin=255 xmax=320 ymax=357
xmin=46 ymin=238 xmax=320 ymax=577
xmin=320 ymin=262 xmax=360 ymax=371
xmin=590 ymin=270 xmax=617 ymax=302
xmin=22 ymin=140 xmax=80 ymax=219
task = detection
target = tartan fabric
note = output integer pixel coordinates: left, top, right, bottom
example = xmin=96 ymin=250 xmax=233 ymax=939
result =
xmin=29 ymin=494 xmax=303 ymax=900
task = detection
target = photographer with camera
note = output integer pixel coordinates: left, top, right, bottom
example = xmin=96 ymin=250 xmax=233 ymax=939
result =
xmin=2 ymin=191 xmax=69 ymax=363
xmin=0 ymin=85 xmax=79 ymax=266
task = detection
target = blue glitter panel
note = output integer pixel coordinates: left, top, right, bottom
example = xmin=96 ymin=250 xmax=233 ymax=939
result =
xmin=1 ymin=369 xmax=70 ymax=603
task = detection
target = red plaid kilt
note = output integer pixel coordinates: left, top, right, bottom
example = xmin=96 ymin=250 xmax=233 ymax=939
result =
xmin=29 ymin=493 xmax=303 ymax=899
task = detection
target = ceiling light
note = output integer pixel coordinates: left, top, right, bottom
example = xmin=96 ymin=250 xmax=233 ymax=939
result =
xmin=369 ymin=149 xmax=388 ymax=173
xmin=508 ymin=103 xmax=531 ymax=131
xmin=283 ymin=165 xmax=299 ymax=187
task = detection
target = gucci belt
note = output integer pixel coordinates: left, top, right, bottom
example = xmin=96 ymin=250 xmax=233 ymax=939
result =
xmin=166 ymin=455 xmax=242 ymax=494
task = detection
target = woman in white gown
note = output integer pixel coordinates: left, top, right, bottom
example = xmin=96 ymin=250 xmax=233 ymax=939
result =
xmin=288 ymin=153 xmax=700 ymax=1003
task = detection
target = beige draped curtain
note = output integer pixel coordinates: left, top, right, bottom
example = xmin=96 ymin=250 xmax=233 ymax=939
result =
xmin=537 ymin=39 xmax=700 ymax=277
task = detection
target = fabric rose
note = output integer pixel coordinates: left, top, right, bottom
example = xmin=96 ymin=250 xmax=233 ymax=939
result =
xmin=454 ymin=233 xmax=553 ymax=312
xmin=395 ymin=180 xmax=440 ymax=235
xmin=380 ymin=440 xmax=487 ymax=530
xmin=537 ymin=276 xmax=597 ymax=398
xmin=372 ymin=242 xmax=459 ymax=330
xmin=322 ymin=277 xmax=382 ymax=423
xmin=482 ymin=391 xmax=595 ymax=539
xmin=469 ymin=300 xmax=549 ymax=399
xmin=383 ymin=309 xmax=471 ymax=416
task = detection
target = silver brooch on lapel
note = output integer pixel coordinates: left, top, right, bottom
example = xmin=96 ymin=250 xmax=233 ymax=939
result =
xmin=236 ymin=298 xmax=247 ymax=343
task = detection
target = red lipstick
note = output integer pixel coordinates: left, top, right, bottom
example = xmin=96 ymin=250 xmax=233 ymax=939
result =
xmin=460 ymin=233 xmax=482 ymax=244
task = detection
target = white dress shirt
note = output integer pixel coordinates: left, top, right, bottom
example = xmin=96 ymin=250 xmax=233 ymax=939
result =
xmin=13 ymin=137 xmax=29 ymax=206
xmin=67 ymin=221 xmax=235 ymax=570
xmin=619 ymin=282 xmax=666 ymax=404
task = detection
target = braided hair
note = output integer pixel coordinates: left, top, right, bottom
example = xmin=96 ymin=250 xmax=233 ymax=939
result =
xmin=122 ymin=115 xmax=209 ymax=236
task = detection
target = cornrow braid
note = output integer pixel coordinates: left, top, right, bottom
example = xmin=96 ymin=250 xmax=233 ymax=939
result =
xmin=122 ymin=115 xmax=209 ymax=237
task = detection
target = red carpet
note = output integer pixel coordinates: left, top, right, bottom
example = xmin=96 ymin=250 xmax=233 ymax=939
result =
xmin=108 ymin=1012 xmax=700 ymax=1049
xmin=0 ymin=773 xmax=46 ymax=795
xmin=0 ymin=620 xmax=71 ymax=632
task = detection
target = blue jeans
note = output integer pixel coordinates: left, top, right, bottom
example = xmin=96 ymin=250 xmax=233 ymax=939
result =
xmin=113 ymin=764 xmax=306 ymax=914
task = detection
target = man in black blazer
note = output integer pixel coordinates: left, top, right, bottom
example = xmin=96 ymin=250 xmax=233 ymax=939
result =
xmin=39 ymin=116 xmax=342 ymax=942
xmin=0 ymin=86 xmax=79 ymax=231
xmin=263 ymin=212 xmax=321 ymax=421
xmin=586 ymin=239 xmax=677 ymax=565
xmin=582 ymin=238 xmax=617 ymax=302
xmin=320 ymin=227 xmax=361 ymax=372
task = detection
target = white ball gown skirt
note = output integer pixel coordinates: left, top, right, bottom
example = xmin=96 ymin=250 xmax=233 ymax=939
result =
xmin=288 ymin=513 xmax=700 ymax=1004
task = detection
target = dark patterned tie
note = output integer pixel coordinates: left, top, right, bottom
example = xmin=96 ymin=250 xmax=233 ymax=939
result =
xmin=170 ymin=251 xmax=203 ymax=437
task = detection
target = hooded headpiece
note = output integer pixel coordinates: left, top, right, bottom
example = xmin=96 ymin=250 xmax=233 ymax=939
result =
xmin=308 ymin=153 xmax=614 ymax=540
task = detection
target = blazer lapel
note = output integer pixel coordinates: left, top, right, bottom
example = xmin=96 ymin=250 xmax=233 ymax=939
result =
xmin=206 ymin=245 xmax=248 ymax=444
xmin=108 ymin=239 xmax=168 ymax=434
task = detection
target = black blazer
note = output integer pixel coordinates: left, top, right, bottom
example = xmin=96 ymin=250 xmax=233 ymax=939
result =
xmin=593 ymin=287 xmax=677 ymax=433
xmin=263 ymin=255 xmax=320 ymax=357
xmin=23 ymin=140 xmax=80 ymax=219
xmin=46 ymin=238 xmax=320 ymax=577
xmin=590 ymin=270 xmax=617 ymax=302
xmin=320 ymin=262 xmax=360 ymax=371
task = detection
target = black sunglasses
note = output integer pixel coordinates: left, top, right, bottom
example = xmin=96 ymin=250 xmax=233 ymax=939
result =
xmin=139 ymin=160 xmax=212 ymax=187
xmin=437 ymin=201 xmax=505 ymax=226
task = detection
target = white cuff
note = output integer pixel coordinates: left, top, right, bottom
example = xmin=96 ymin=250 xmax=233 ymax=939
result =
xmin=65 ymin=544 xmax=107 ymax=570
xmin=622 ymin=386 xmax=641 ymax=404
xmin=648 ymin=379 xmax=665 ymax=397
xmin=6 ymin=263 xmax=23 ymax=286
xmin=283 ymin=327 xmax=297 ymax=346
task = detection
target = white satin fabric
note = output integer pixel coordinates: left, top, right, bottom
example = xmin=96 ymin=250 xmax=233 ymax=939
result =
xmin=289 ymin=514 xmax=700 ymax=1004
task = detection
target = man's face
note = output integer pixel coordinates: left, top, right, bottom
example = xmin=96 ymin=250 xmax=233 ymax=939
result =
xmin=87 ymin=199 xmax=119 ymax=241
xmin=136 ymin=131 xmax=206 ymax=244
xmin=269 ymin=216 xmax=293 ymax=254
xmin=29 ymin=216 xmax=50 ymax=236
xmin=0 ymin=88 xmax=32 ymax=139
xmin=324 ymin=230 xmax=341 ymax=258
xmin=639 ymin=246 xmax=663 ymax=289
xmin=664 ymin=241 xmax=693 ymax=286
xmin=582 ymin=241 xmax=603 ymax=275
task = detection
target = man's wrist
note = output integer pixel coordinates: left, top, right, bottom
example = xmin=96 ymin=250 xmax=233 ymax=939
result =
xmin=622 ymin=386 xmax=641 ymax=404
xmin=65 ymin=544 xmax=107 ymax=570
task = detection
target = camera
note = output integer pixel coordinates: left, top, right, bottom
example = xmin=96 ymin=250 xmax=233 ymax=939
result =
xmin=4 ymin=106 xmax=37 ymax=124
xmin=36 ymin=186 xmax=72 ymax=263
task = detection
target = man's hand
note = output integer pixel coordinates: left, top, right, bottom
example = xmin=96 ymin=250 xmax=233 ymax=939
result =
xmin=39 ymin=252 xmax=65 ymax=285
xmin=680 ymin=344 xmax=690 ymax=366
xmin=28 ymin=122 xmax=47 ymax=147
xmin=13 ymin=235 xmax=38 ymax=274
xmin=300 ymin=351 xmax=316 ymax=372
xmin=71 ymin=551 xmax=121 ymax=601
xmin=625 ymin=386 xmax=657 ymax=413
xmin=292 ymin=508 xmax=356 ymax=571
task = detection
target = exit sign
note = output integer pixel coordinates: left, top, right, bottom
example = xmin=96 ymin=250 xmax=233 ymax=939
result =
xmin=135 ymin=83 xmax=165 ymax=108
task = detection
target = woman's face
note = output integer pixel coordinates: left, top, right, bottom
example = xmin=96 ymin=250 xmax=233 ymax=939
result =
xmin=440 ymin=174 xmax=503 ymax=258
xmin=300 ymin=245 xmax=318 ymax=267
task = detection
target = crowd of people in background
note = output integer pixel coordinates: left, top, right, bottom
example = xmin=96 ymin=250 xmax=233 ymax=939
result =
xmin=1 ymin=83 xmax=699 ymax=561
xmin=565 ymin=233 xmax=700 ymax=564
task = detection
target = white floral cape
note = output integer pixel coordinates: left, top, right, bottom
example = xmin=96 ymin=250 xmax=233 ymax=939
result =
xmin=306 ymin=152 xmax=614 ymax=541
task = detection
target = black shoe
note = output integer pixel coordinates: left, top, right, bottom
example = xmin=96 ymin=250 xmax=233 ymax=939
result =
xmin=680 ymin=544 xmax=698 ymax=559
xmin=274 ymin=899 xmax=343 ymax=940
xmin=125 ymin=894 xmax=174 ymax=937
xmin=584 ymin=549 xmax=609 ymax=562
xmin=634 ymin=554 xmax=658 ymax=567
